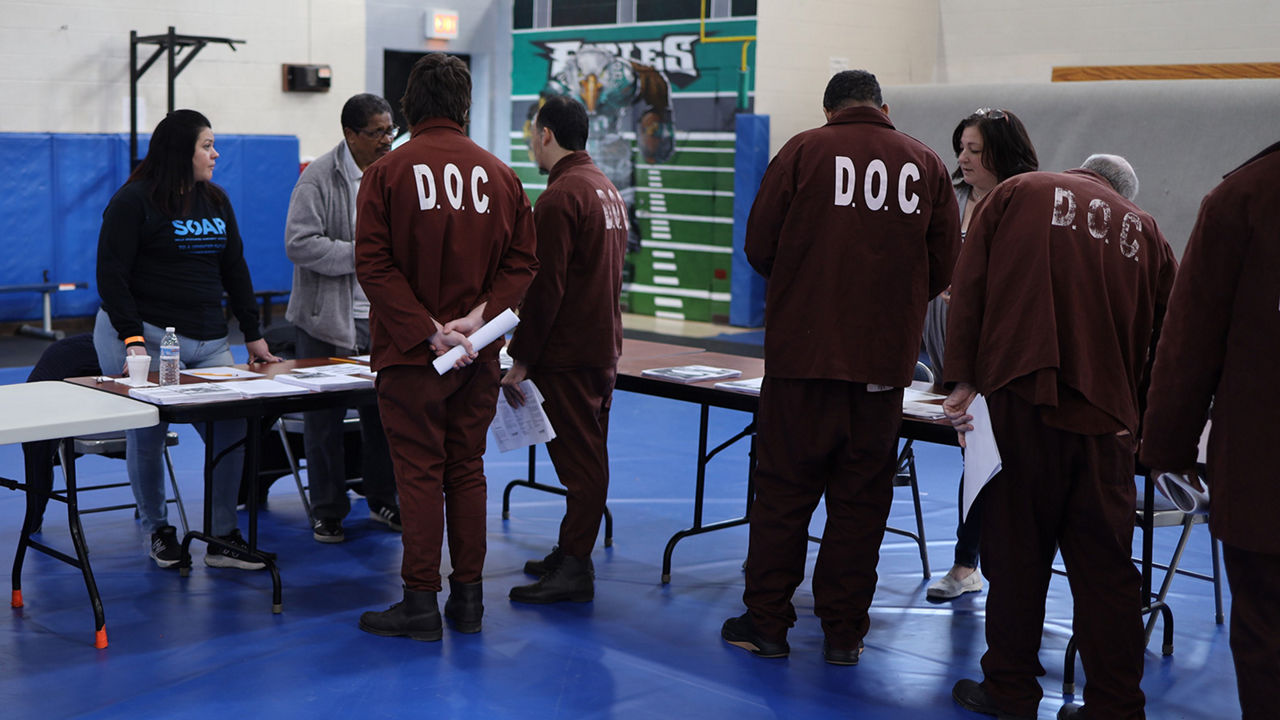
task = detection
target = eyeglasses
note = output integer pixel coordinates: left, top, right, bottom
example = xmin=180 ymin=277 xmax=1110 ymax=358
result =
xmin=353 ymin=125 xmax=399 ymax=139
xmin=973 ymin=107 xmax=1008 ymax=121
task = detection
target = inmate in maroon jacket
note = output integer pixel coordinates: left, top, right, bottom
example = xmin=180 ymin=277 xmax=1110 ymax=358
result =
xmin=507 ymin=151 xmax=627 ymax=370
xmin=355 ymin=118 xmax=538 ymax=371
xmin=1140 ymin=142 xmax=1280 ymax=555
xmin=945 ymin=169 xmax=1177 ymax=435
xmin=745 ymin=106 xmax=959 ymax=387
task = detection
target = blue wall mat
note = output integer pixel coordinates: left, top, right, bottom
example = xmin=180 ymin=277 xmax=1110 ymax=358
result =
xmin=0 ymin=132 xmax=300 ymax=324
xmin=729 ymin=114 xmax=769 ymax=328
xmin=52 ymin=135 xmax=126 ymax=317
xmin=0 ymin=134 xmax=56 ymax=321
xmin=231 ymin=135 xmax=301 ymax=295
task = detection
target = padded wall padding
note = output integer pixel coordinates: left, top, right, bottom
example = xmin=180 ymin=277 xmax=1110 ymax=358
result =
xmin=730 ymin=114 xmax=769 ymax=328
xmin=0 ymin=133 xmax=300 ymax=324
xmin=0 ymin=134 xmax=56 ymax=320
xmin=52 ymin=135 xmax=126 ymax=318
xmin=225 ymin=135 xmax=300 ymax=297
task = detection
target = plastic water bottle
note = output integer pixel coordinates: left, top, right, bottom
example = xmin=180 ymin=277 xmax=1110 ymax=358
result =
xmin=159 ymin=327 xmax=180 ymax=386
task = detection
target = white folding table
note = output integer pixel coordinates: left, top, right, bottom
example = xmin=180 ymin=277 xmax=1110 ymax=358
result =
xmin=0 ymin=381 xmax=159 ymax=648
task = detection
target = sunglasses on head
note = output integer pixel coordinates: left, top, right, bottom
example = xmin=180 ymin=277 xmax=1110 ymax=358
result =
xmin=974 ymin=107 xmax=1008 ymax=120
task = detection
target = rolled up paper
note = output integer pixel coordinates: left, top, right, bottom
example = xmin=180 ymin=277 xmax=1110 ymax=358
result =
xmin=1154 ymin=471 xmax=1210 ymax=514
xmin=433 ymin=308 xmax=521 ymax=375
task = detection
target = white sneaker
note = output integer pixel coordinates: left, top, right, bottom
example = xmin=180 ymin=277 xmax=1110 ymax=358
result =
xmin=927 ymin=568 xmax=984 ymax=600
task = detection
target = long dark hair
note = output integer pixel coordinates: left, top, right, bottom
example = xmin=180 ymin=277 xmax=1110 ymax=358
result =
xmin=950 ymin=108 xmax=1038 ymax=184
xmin=127 ymin=109 xmax=227 ymax=216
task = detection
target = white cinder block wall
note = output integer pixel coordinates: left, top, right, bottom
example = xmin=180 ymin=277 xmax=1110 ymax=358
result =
xmin=0 ymin=0 xmax=365 ymax=160
xmin=756 ymin=0 xmax=1280 ymax=154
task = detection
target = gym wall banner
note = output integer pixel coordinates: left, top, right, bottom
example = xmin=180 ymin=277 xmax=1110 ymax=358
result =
xmin=511 ymin=18 xmax=756 ymax=322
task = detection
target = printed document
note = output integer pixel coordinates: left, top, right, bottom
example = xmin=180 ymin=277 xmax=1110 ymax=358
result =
xmin=489 ymin=380 xmax=556 ymax=453
xmin=961 ymin=394 xmax=1002 ymax=521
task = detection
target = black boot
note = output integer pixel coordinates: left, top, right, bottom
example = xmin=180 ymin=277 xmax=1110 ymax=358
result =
xmin=444 ymin=578 xmax=484 ymax=633
xmin=523 ymin=545 xmax=564 ymax=577
xmin=359 ymin=587 xmax=442 ymax=641
xmin=509 ymin=553 xmax=594 ymax=603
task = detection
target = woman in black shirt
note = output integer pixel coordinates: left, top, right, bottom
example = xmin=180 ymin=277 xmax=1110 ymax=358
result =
xmin=93 ymin=109 xmax=280 ymax=570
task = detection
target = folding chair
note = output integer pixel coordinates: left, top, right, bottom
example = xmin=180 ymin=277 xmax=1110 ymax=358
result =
xmin=883 ymin=362 xmax=935 ymax=578
xmin=1061 ymin=470 xmax=1222 ymax=693
xmin=63 ymin=430 xmax=189 ymax=535
xmin=271 ymin=410 xmax=364 ymax=526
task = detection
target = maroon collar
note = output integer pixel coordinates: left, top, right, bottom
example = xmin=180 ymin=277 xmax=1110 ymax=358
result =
xmin=409 ymin=118 xmax=465 ymax=137
xmin=825 ymin=105 xmax=894 ymax=130
xmin=547 ymin=151 xmax=594 ymax=184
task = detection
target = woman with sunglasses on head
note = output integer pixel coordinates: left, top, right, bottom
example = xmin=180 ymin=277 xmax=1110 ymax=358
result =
xmin=924 ymin=107 xmax=1038 ymax=601
xmin=94 ymin=109 xmax=281 ymax=570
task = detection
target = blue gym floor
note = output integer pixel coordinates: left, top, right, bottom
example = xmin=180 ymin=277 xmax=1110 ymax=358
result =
xmin=0 ymin=359 xmax=1239 ymax=719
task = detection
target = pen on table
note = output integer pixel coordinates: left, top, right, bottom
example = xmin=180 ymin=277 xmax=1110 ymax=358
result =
xmin=189 ymin=372 xmax=233 ymax=377
xmin=328 ymin=357 xmax=366 ymax=365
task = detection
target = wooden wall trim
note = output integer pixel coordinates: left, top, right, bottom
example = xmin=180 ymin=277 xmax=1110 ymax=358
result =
xmin=1052 ymin=62 xmax=1280 ymax=82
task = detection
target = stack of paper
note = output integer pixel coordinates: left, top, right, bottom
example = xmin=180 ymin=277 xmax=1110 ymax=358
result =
xmin=641 ymin=365 xmax=742 ymax=384
xmin=1154 ymin=472 xmax=1210 ymax=514
xmin=714 ymin=377 xmax=763 ymax=395
xmin=128 ymin=383 xmax=247 ymax=405
xmin=181 ymin=367 xmax=264 ymax=380
xmin=217 ymin=379 xmax=313 ymax=398
xmin=902 ymin=387 xmax=947 ymax=419
xmin=489 ymin=380 xmax=556 ymax=453
xmin=275 ymin=372 xmax=374 ymax=391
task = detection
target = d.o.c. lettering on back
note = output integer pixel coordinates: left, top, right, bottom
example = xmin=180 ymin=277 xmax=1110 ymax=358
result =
xmin=414 ymin=163 xmax=491 ymax=214
xmin=1050 ymin=187 xmax=1142 ymax=260
xmin=832 ymin=156 xmax=923 ymax=214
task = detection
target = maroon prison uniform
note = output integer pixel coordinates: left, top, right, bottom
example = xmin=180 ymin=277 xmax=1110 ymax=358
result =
xmin=1139 ymin=142 xmax=1280 ymax=719
xmin=742 ymin=105 xmax=960 ymax=649
xmin=506 ymin=151 xmax=627 ymax=557
xmin=355 ymin=118 xmax=538 ymax=591
xmin=945 ymin=169 xmax=1177 ymax=720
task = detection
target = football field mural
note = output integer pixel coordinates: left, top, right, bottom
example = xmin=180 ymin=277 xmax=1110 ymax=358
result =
xmin=511 ymin=18 xmax=756 ymax=322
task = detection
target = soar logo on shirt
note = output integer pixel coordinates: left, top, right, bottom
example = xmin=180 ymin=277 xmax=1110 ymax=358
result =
xmin=171 ymin=217 xmax=229 ymax=255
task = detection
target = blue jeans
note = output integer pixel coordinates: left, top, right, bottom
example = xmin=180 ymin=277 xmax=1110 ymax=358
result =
xmin=94 ymin=309 xmax=245 ymax=536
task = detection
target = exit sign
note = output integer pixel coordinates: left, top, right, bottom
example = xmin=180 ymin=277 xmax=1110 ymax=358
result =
xmin=426 ymin=9 xmax=459 ymax=39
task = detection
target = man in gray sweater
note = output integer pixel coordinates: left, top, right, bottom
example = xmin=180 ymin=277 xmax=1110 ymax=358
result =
xmin=284 ymin=93 xmax=402 ymax=543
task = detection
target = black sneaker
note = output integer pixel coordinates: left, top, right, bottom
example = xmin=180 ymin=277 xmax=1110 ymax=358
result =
xmin=204 ymin=529 xmax=267 ymax=570
xmin=721 ymin=613 xmax=790 ymax=658
xmin=369 ymin=501 xmax=403 ymax=532
xmin=313 ymin=518 xmax=345 ymax=543
xmin=149 ymin=525 xmax=182 ymax=569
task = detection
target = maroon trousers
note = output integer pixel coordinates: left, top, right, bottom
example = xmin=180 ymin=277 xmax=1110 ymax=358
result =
xmin=537 ymin=366 xmax=616 ymax=557
xmin=743 ymin=377 xmax=902 ymax=648
xmin=1222 ymin=543 xmax=1280 ymax=719
xmin=376 ymin=360 xmax=500 ymax=592
xmin=979 ymin=390 xmax=1146 ymax=719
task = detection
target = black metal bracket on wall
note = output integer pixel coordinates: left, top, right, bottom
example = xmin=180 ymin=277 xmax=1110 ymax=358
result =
xmin=129 ymin=26 xmax=244 ymax=169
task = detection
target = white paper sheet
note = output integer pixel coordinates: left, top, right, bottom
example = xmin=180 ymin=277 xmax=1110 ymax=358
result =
xmin=181 ymin=366 xmax=263 ymax=380
xmin=1154 ymin=472 xmax=1210 ymax=514
xmin=961 ymin=393 xmax=1002 ymax=521
xmin=433 ymin=308 xmax=521 ymax=375
xmin=489 ymin=380 xmax=555 ymax=453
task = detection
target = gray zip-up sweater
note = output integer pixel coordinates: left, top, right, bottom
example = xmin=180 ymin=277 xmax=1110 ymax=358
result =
xmin=284 ymin=140 xmax=361 ymax=349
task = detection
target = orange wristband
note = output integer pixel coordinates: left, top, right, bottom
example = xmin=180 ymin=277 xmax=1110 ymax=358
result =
xmin=124 ymin=335 xmax=145 ymax=346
